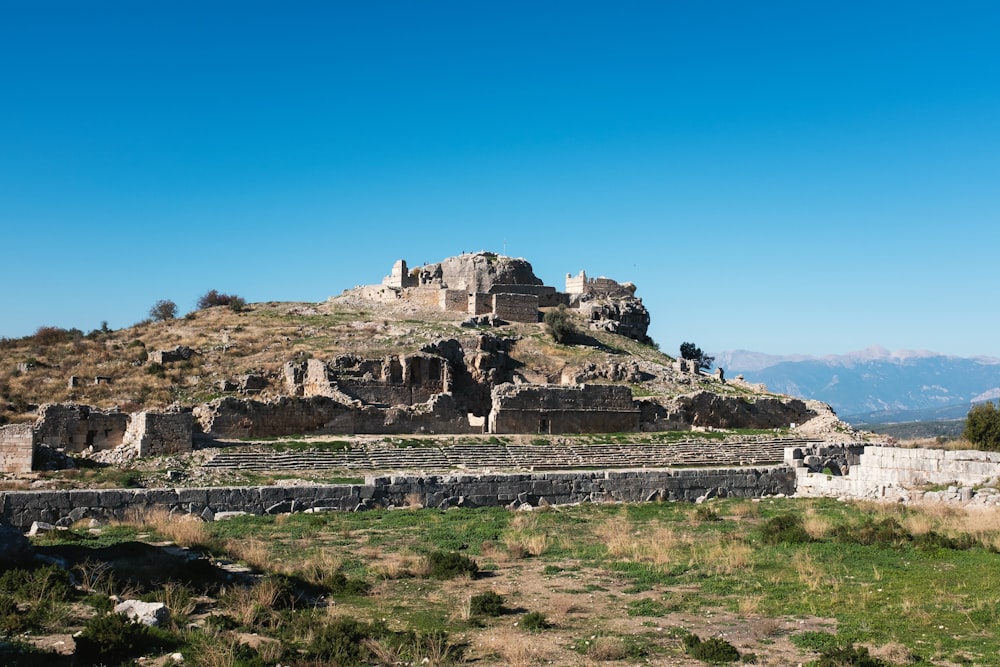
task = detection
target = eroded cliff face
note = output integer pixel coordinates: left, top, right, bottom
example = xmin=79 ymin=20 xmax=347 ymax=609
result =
xmin=668 ymin=391 xmax=819 ymax=430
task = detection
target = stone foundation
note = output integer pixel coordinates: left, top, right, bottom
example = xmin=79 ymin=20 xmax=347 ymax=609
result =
xmin=0 ymin=465 xmax=795 ymax=529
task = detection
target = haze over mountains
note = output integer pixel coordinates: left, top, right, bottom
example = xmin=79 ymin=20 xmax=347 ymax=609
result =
xmin=715 ymin=346 xmax=1000 ymax=425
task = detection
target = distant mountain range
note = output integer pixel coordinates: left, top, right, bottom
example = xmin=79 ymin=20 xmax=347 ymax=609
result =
xmin=714 ymin=346 xmax=1000 ymax=425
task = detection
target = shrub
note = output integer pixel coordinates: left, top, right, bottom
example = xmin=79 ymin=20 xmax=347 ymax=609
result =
xmin=324 ymin=572 xmax=370 ymax=596
xmin=759 ymin=514 xmax=811 ymax=545
xmin=0 ymin=565 xmax=73 ymax=603
xmin=197 ymin=289 xmax=247 ymax=311
xmin=32 ymin=326 xmax=82 ymax=346
xmin=426 ymin=551 xmax=478 ymax=579
xmin=148 ymin=299 xmax=178 ymax=322
xmin=695 ymin=505 xmax=722 ymax=522
xmin=544 ymin=305 xmax=577 ymax=344
xmin=815 ymin=644 xmax=888 ymax=667
xmin=683 ymin=632 xmax=740 ymax=663
xmin=74 ymin=612 xmax=178 ymax=665
xmin=964 ymin=401 xmax=1000 ymax=451
xmin=521 ymin=610 xmax=550 ymax=631
xmin=307 ymin=617 xmax=387 ymax=664
xmin=470 ymin=590 xmax=505 ymax=616
xmin=832 ymin=517 xmax=910 ymax=548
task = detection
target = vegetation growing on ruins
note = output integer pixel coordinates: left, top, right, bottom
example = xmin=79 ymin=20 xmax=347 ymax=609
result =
xmin=4 ymin=497 xmax=1000 ymax=665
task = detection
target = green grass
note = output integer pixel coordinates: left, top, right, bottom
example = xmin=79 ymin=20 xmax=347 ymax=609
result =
xmin=12 ymin=497 xmax=1000 ymax=666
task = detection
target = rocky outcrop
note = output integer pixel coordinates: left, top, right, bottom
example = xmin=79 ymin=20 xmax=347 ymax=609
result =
xmin=669 ymin=391 xmax=818 ymax=430
xmin=434 ymin=252 xmax=543 ymax=292
xmin=576 ymin=294 xmax=652 ymax=343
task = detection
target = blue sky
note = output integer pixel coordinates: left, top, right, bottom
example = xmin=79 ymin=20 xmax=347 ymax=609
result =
xmin=2 ymin=2 xmax=998 ymax=358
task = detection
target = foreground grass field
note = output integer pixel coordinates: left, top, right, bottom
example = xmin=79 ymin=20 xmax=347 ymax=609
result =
xmin=5 ymin=497 xmax=1000 ymax=666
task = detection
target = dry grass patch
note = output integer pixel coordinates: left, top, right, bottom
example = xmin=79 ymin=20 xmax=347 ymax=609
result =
xmin=223 ymin=538 xmax=272 ymax=571
xmin=473 ymin=626 xmax=547 ymax=666
xmin=370 ymin=551 xmax=423 ymax=580
xmin=802 ymin=507 xmax=833 ymax=539
xmin=131 ymin=508 xmax=213 ymax=548
xmin=693 ymin=535 xmax=753 ymax=576
xmin=504 ymin=513 xmax=553 ymax=558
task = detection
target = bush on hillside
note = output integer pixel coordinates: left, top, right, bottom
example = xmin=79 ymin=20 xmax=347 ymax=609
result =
xmin=544 ymin=305 xmax=577 ymax=344
xmin=196 ymin=289 xmax=248 ymax=312
xmin=964 ymin=401 xmax=1000 ymax=451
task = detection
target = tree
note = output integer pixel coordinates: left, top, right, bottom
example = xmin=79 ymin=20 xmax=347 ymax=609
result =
xmin=196 ymin=290 xmax=247 ymax=312
xmin=544 ymin=305 xmax=577 ymax=344
xmin=149 ymin=299 xmax=177 ymax=322
xmin=964 ymin=401 xmax=1000 ymax=451
xmin=679 ymin=341 xmax=715 ymax=371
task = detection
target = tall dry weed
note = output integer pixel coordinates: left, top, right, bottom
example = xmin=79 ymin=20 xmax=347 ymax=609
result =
xmin=130 ymin=507 xmax=212 ymax=548
xmin=223 ymin=538 xmax=272 ymax=571
xmin=474 ymin=627 xmax=543 ymax=667
xmin=504 ymin=513 xmax=552 ymax=558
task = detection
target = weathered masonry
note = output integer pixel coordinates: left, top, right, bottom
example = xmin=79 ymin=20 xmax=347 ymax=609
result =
xmin=0 ymin=466 xmax=796 ymax=529
xmin=489 ymin=383 xmax=641 ymax=434
xmin=0 ymin=406 xmax=193 ymax=473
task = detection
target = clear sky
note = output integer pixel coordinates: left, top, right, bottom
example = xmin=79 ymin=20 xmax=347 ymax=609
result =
xmin=2 ymin=2 xmax=998 ymax=358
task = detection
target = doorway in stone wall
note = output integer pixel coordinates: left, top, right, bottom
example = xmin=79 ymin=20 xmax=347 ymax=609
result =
xmin=538 ymin=417 xmax=549 ymax=434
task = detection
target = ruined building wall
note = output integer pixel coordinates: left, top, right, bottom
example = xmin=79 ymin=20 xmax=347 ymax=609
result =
xmin=0 ymin=424 xmax=34 ymax=474
xmin=488 ymin=383 xmax=641 ymax=434
xmin=34 ymin=404 xmax=128 ymax=452
xmin=492 ymin=293 xmax=540 ymax=323
xmin=194 ymin=396 xmax=356 ymax=439
xmin=468 ymin=293 xmax=493 ymax=316
xmin=122 ymin=411 xmax=193 ymax=456
xmin=439 ymin=289 xmax=468 ymax=313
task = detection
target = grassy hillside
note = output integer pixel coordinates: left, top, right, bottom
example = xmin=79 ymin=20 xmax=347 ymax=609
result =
xmin=0 ymin=297 xmax=771 ymax=426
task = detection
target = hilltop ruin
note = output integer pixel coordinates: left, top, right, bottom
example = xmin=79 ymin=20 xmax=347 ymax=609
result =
xmin=0 ymin=251 xmax=830 ymax=474
xmin=352 ymin=251 xmax=653 ymax=343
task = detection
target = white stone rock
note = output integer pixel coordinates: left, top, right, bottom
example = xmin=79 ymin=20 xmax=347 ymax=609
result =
xmin=114 ymin=599 xmax=170 ymax=627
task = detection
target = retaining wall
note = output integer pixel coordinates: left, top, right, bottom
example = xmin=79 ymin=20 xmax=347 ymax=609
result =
xmin=0 ymin=465 xmax=794 ymax=530
xmin=790 ymin=445 xmax=1000 ymax=500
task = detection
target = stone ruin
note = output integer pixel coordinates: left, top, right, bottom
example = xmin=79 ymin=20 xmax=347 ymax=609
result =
xmin=369 ymin=252 xmax=652 ymax=341
xmin=0 ymin=404 xmax=192 ymax=473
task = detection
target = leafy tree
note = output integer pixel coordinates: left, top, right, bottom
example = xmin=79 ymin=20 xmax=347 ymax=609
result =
xmin=148 ymin=299 xmax=177 ymax=322
xmin=964 ymin=401 xmax=1000 ymax=451
xmin=679 ymin=341 xmax=714 ymax=370
xmin=544 ymin=305 xmax=577 ymax=344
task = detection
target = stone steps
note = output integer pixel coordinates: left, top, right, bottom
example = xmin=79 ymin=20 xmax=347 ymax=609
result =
xmin=203 ymin=437 xmax=811 ymax=472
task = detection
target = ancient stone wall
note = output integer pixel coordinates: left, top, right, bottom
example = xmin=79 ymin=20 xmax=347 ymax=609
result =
xmin=0 ymin=424 xmax=34 ymax=474
xmin=439 ymin=289 xmax=468 ymax=312
xmin=489 ymin=383 xmax=641 ymax=434
xmin=468 ymin=293 xmax=492 ymax=316
xmin=122 ymin=411 xmax=193 ymax=456
xmin=382 ymin=259 xmax=416 ymax=288
xmin=0 ymin=465 xmax=796 ymax=529
xmin=194 ymin=396 xmax=356 ymax=439
xmin=148 ymin=346 xmax=196 ymax=364
xmin=34 ymin=404 xmax=129 ymax=452
xmin=492 ymin=293 xmax=539 ymax=323
xmin=791 ymin=445 xmax=1000 ymax=502
xmin=401 ymin=287 xmax=442 ymax=310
